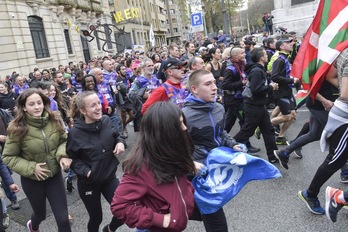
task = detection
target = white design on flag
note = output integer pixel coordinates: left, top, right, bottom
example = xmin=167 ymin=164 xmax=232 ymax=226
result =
xmin=205 ymin=164 xmax=243 ymax=193
xmin=150 ymin=24 xmax=155 ymax=47
xmin=316 ymin=6 xmax=348 ymax=64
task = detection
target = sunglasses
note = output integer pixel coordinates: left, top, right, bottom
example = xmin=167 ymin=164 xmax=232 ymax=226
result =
xmin=169 ymin=65 xmax=184 ymax=70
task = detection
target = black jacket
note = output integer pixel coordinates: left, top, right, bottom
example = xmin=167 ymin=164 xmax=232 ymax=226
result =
xmin=222 ymin=64 xmax=245 ymax=106
xmin=0 ymin=92 xmax=17 ymax=115
xmin=67 ymin=115 xmax=124 ymax=184
xmin=244 ymin=63 xmax=272 ymax=106
xmin=271 ymin=52 xmax=294 ymax=99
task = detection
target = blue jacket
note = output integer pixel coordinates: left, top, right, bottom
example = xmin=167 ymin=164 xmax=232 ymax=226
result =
xmin=182 ymin=95 xmax=238 ymax=163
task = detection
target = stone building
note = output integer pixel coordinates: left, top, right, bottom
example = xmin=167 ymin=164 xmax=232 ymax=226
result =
xmin=0 ymin=0 xmax=188 ymax=79
xmin=0 ymin=0 xmax=114 ymax=78
xmin=272 ymin=0 xmax=319 ymax=36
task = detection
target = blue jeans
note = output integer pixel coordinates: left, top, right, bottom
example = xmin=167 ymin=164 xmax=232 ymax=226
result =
xmin=135 ymin=229 xmax=150 ymax=232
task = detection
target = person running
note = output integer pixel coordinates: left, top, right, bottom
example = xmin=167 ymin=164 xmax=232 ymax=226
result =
xmin=2 ymin=88 xmax=72 ymax=232
xmin=67 ymin=91 xmax=125 ymax=232
xmin=111 ymin=102 xmax=202 ymax=232
xmin=183 ymin=69 xmax=245 ymax=232
xmin=233 ymin=47 xmax=279 ymax=163
xmin=298 ymin=47 xmax=348 ymax=215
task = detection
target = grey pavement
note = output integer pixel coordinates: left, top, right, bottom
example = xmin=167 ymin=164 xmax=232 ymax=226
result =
xmin=4 ymin=108 xmax=348 ymax=231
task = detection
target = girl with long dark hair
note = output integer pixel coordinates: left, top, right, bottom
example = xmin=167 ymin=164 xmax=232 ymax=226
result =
xmin=111 ymin=102 xmax=199 ymax=232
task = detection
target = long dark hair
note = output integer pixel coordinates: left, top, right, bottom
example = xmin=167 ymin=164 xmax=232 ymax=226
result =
xmin=7 ymin=88 xmax=64 ymax=141
xmin=123 ymin=102 xmax=196 ymax=184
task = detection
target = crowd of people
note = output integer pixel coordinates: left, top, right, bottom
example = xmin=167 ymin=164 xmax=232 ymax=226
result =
xmin=0 ymin=28 xmax=347 ymax=231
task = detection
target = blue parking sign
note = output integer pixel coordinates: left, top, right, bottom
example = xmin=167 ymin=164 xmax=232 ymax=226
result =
xmin=191 ymin=13 xmax=202 ymax=26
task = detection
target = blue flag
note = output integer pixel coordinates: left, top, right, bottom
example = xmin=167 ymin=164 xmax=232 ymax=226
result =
xmin=192 ymin=147 xmax=282 ymax=214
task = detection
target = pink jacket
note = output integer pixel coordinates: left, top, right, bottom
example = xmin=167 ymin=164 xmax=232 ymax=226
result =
xmin=111 ymin=164 xmax=195 ymax=232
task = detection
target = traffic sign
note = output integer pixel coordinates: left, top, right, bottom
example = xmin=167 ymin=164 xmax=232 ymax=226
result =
xmin=191 ymin=12 xmax=204 ymax=33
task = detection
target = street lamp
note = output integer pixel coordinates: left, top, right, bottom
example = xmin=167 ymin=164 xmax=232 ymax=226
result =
xmin=201 ymin=2 xmax=208 ymax=36
xmin=221 ymin=0 xmax=229 ymax=35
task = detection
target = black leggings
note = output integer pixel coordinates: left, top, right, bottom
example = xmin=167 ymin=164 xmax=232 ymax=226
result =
xmin=77 ymin=176 xmax=123 ymax=232
xmin=21 ymin=172 xmax=71 ymax=232
xmin=308 ymin=123 xmax=348 ymax=198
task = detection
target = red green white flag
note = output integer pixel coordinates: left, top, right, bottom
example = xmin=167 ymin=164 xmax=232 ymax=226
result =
xmin=290 ymin=0 xmax=348 ymax=100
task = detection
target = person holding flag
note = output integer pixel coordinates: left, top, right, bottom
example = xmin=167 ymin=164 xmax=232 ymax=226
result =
xmin=182 ymin=69 xmax=246 ymax=232
xmin=298 ymin=47 xmax=348 ymax=215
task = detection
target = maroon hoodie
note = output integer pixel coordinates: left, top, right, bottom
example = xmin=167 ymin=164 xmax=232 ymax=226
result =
xmin=111 ymin=164 xmax=195 ymax=232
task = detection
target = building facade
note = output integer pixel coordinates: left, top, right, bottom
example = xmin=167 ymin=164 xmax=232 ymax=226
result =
xmin=0 ymin=0 xmax=116 ymax=78
xmin=111 ymin=0 xmax=189 ymax=48
xmin=272 ymin=0 xmax=319 ymax=36
xmin=0 ymin=0 xmax=190 ymax=78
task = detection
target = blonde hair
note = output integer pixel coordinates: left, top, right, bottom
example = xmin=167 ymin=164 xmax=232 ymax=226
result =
xmin=222 ymin=47 xmax=232 ymax=60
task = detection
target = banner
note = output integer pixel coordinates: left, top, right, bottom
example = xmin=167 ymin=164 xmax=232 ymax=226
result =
xmin=192 ymin=147 xmax=281 ymax=214
xmin=290 ymin=0 xmax=348 ymax=100
xmin=149 ymin=24 xmax=155 ymax=47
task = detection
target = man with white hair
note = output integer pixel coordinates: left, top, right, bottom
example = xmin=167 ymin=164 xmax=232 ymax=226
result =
xmin=217 ymin=30 xmax=227 ymax=45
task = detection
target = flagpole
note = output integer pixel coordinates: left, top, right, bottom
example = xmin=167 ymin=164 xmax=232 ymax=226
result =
xmin=137 ymin=0 xmax=145 ymax=47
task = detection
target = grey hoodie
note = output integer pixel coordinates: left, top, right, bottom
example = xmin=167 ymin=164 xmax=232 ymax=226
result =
xmin=182 ymin=96 xmax=238 ymax=163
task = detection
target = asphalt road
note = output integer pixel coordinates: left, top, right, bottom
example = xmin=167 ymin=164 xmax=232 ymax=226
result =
xmin=5 ymin=108 xmax=348 ymax=231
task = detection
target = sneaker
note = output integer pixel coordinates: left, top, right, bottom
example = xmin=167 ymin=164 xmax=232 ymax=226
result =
xmin=273 ymin=150 xmax=289 ymax=169
xmin=273 ymin=125 xmax=280 ymax=136
xmin=275 ymin=136 xmax=288 ymax=145
xmin=66 ymin=178 xmax=74 ymax=193
xmin=11 ymin=199 xmax=20 ymax=210
xmin=248 ymin=145 xmax=260 ymax=154
xmin=340 ymin=175 xmax=348 ymax=184
xmin=254 ymin=127 xmax=261 ymax=140
xmin=325 ymin=186 xmax=345 ymax=222
xmin=102 ymin=224 xmax=112 ymax=232
xmin=298 ymin=190 xmax=325 ymax=215
xmin=294 ymin=147 xmax=303 ymax=159
xmin=27 ymin=220 xmax=40 ymax=232
xmin=268 ymin=155 xmax=279 ymax=164
xmin=3 ymin=213 xmax=10 ymax=229
xmin=123 ymin=127 xmax=128 ymax=138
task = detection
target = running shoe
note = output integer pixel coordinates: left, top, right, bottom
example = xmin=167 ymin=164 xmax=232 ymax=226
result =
xmin=298 ymin=190 xmax=325 ymax=215
xmin=325 ymin=186 xmax=345 ymax=222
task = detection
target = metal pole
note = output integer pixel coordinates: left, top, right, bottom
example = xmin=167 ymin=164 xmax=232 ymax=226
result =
xmin=221 ymin=0 xmax=229 ymax=34
xmin=202 ymin=3 xmax=208 ymax=36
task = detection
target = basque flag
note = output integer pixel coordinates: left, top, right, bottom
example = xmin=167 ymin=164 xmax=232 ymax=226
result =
xmin=290 ymin=0 xmax=348 ymax=100
xmin=192 ymin=147 xmax=281 ymax=214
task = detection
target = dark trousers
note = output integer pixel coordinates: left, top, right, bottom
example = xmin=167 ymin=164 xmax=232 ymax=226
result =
xmin=224 ymin=103 xmax=245 ymax=133
xmin=201 ymin=208 xmax=228 ymax=232
xmin=234 ymin=104 xmax=277 ymax=157
xmin=307 ymin=123 xmax=348 ymax=198
xmin=77 ymin=176 xmax=123 ymax=232
xmin=0 ymin=198 xmax=4 ymax=232
xmin=21 ymin=172 xmax=71 ymax=232
xmin=286 ymin=109 xmax=328 ymax=154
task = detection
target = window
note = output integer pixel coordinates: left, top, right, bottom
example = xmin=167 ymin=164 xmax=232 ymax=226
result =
xmin=173 ymin=28 xmax=178 ymax=33
xmin=170 ymin=9 xmax=175 ymax=14
xmin=291 ymin=0 xmax=314 ymax=5
xmin=104 ymin=24 xmax=112 ymax=49
xmin=28 ymin=16 xmax=49 ymax=59
xmin=64 ymin=29 xmax=73 ymax=54
xmin=94 ymin=30 xmax=101 ymax=51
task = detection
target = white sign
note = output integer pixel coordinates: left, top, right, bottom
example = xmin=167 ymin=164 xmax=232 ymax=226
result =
xmin=191 ymin=12 xmax=204 ymax=33
xmin=16 ymin=41 xmax=24 ymax=49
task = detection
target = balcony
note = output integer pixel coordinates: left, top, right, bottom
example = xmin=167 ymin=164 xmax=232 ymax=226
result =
xmin=91 ymin=0 xmax=102 ymax=14
xmin=57 ymin=0 xmax=76 ymax=7
xmin=75 ymin=0 xmax=91 ymax=11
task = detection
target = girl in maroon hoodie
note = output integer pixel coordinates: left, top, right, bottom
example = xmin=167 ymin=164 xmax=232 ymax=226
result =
xmin=111 ymin=102 xmax=199 ymax=232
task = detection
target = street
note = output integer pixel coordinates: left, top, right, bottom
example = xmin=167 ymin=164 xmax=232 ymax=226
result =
xmin=5 ymin=108 xmax=348 ymax=231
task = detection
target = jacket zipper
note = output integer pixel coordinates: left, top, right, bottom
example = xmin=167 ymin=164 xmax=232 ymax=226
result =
xmin=175 ymin=177 xmax=189 ymax=221
xmin=41 ymin=128 xmax=52 ymax=178
xmin=208 ymin=111 xmax=221 ymax=146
